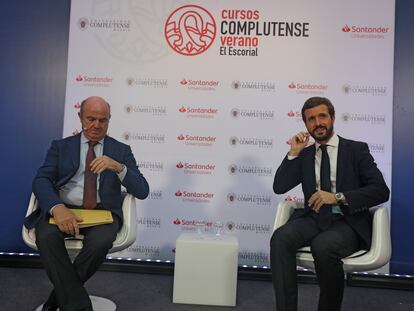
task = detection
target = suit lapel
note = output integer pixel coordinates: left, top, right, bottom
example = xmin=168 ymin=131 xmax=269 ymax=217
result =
xmin=336 ymin=136 xmax=345 ymax=191
xmin=70 ymin=134 xmax=81 ymax=170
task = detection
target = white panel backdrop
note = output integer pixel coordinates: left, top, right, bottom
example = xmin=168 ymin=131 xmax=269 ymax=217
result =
xmin=63 ymin=0 xmax=394 ymax=270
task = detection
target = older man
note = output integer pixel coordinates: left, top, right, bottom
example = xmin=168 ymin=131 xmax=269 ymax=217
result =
xmin=24 ymin=96 xmax=149 ymax=311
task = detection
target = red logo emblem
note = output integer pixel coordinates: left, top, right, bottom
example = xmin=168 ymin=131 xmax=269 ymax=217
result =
xmin=288 ymin=82 xmax=296 ymax=89
xmin=165 ymin=5 xmax=216 ymax=56
xmin=173 ymin=218 xmax=181 ymax=225
xmin=177 ymin=134 xmax=185 ymax=140
xmin=179 ymin=106 xmax=187 ymax=112
xmin=287 ymin=111 xmax=295 ymax=117
xmin=76 ymin=75 xmax=83 ymax=82
xmin=74 ymin=102 xmax=81 ymax=109
xmin=342 ymin=25 xmax=351 ymax=32
xmin=176 ymin=162 xmax=184 ymax=168
xmin=180 ymin=79 xmax=188 ymax=85
xmin=175 ymin=190 xmax=183 ymax=197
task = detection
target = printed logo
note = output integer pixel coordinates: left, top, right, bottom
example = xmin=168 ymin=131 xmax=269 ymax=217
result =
xmin=232 ymin=80 xmax=275 ymax=92
xmin=228 ymin=164 xmax=273 ymax=177
xmin=229 ymin=136 xmax=273 ymax=149
xmin=180 ymin=78 xmax=220 ymax=91
xmin=172 ymin=218 xmax=214 ymax=232
xmin=177 ymin=133 xmax=217 ymax=147
xmin=176 ymin=161 xmax=216 ymax=175
xmin=288 ymin=82 xmax=328 ymax=95
xmin=175 ymin=189 xmax=215 ymax=203
xmin=342 ymin=24 xmax=389 ymax=39
xmin=75 ymin=74 xmax=113 ymax=87
xmin=342 ymin=84 xmax=387 ymax=96
xmin=230 ymin=108 xmax=274 ymax=120
xmin=124 ymin=105 xmax=167 ymax=116
xmin=137 ymin=217 xmax=161 ymax=228
xmin=123 ymin=132 xmax=165 ymax=143
xmin=226 ymin=222 xmax=271 ymax=234
xmin=239 ymin=251 xmax=269 ymax=265
xmin=179 ymin=105 xmax=218 ymax=119
xmin=127 ymin=245 xmax=160 ymax=257
xmin=165 ymin=5 xmax=216 ymax=56
xmin=126 ymin=77 xmax=168 ymax=88
xmin=341 ymin=113 xmax=386 ymax=125
xmin=227 ymin=192 xmax=272 ymax=206
xmin=137 ymin=161 xmax=164 ymax=172
xmin=368 ymin=143 xmax=386 ymax=153
xmin=77 ymin=17 xmax=130 ymax=32
xmin=148 ymin=190 xmax=163 ymax=200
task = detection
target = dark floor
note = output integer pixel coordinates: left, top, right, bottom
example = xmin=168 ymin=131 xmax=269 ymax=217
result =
xmin=1 ymin=267 xmax=413 ymax=311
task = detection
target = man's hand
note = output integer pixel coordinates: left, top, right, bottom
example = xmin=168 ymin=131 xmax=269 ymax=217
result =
xmin=308 ymin=191 xmax=337 ymax=212
xmin=90 ymin=155 xmax=123 ymax=174
xmin=288 ymin=131 xmax=310 ymax=156
xmin=52 ymin=204 xmax=82 ymax=235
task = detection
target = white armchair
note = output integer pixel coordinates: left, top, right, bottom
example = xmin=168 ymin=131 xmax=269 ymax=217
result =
xmin=22 ymin=193 xmax=137 ymax=311
xmin=273 ymin=201 xmax=392 ymax=273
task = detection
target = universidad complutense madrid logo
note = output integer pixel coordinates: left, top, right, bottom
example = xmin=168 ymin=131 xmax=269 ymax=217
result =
xmin=164 ymin=4 xmax=217 ymax=56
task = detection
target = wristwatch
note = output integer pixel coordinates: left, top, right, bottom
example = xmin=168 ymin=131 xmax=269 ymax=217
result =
xmin=335 ymin=192 xmax=346 ymax=204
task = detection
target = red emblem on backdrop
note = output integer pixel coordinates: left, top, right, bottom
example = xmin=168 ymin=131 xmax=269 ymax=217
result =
xmin=342 ymin=25 xmax=351 ymax=32
xmin=165 ymin=5 xmax=216 ymax=56
xmin=179 ymin=106 xmax=187 ymax=112
xmin=176 ymin=162 xmax=184 ymax=168
xmin=177 ymin=134 xmax=185 ymax=140
xmin=175 ymin=190 xmax=183 ymax=197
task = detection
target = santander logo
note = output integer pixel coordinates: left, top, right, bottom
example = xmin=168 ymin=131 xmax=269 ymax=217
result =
xmin=76 ymin=75 xmax=83 ymax=82
xmin=176 ymin=162 xmax=184 ymax=168
xmin=175 ymin=190 xmax=183 ymax=197
xmin=288 ymin=82 xmax=296 ymax=89
xmin=165 ymin=5 xmax=217 ymax=56
xmin=179 ymin=106 xmax=187 ymax=112
xmin=341 ymin=24 xmax=389 ymax=34
xmin=180 ymin=79 xmax=188 ymax=85
xmin=173 ymin=218 xmax=181 ymax=225
xmin=177 ymin=134 xmax=185 ymax=140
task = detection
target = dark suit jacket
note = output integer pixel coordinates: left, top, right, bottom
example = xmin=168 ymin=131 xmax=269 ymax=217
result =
xmin=24 ymin=134 xmax=149 ymax=229
xmin=273 ymin=136 xmax=389 ymax=248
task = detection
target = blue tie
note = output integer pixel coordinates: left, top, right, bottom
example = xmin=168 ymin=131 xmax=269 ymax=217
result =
xmin=318 ymin=144 xmax=332 ymax=230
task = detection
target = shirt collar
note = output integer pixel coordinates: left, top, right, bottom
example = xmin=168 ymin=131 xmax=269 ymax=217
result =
xmin=314 ymin=133 xmax=338 ymax=150
xmin=81 ymin=132 xmax=104 ymax=145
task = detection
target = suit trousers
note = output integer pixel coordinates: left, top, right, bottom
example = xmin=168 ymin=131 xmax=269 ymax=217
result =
xmin=35 ymin=214 xmax=120 ymax=311
xmin=270 ymin=215 xmax=360 ymax=311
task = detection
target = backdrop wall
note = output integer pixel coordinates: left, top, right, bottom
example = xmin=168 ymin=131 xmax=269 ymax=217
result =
xmin=0 ymin=0 xmax=413 ymax=274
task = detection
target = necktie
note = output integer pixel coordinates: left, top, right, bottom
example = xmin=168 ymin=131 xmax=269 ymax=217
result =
xmin=83 ymin=141 xmax=98 ymax=209
xmin=318 ymin=144 xmax=332 ymax=230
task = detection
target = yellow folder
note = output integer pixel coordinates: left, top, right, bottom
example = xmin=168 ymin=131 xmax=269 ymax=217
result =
xmin=49 ymin=209 xmax=113 ymax=228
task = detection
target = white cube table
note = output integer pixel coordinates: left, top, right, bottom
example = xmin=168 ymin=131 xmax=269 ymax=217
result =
xmin=173 ymin=233 xmax=239 ymax=306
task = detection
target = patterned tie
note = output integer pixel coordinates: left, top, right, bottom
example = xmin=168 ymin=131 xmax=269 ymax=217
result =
xmin=83 ymin=141 xmax=98 ymax=209
xmin=318 ymin=144 xmax=332 ymax=230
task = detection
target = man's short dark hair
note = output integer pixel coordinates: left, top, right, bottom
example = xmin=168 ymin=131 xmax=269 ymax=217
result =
xmin=301 ymin=97 xmax=335 ymax=122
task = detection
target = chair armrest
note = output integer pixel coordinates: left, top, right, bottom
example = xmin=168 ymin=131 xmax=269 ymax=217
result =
xmin=366 ymin=206 xmax=392 ymax=265
xmin=273 ymin=201 xmax=304 ymax=232
xmin=109 ymin=193 xmax=137 ymax=253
